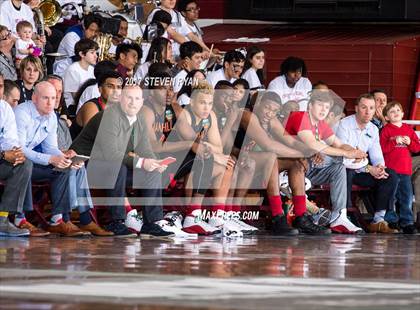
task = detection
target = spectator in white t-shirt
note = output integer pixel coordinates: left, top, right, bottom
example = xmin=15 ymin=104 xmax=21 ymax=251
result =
xmin=63 ymin=39 xmax=98 ymax=108
xmin=177 ymin=0 xmax=215 ymax=58
xmin=206 ymin=50 xmax=245 ymax=87
xmin=176 ymin=69 xmax=205 ymax=106
xmin=242 ymin=46 xmax=265 ymax=91
xmin=268 ymin=56 xmax=312 ymax=111
xmin=0 ymin=0 xmax=35 ymax=36
xmin=75 ymin=60 xmax=118 ymax=113
xmin=147 ymin=1 xmax=210 ymax=58
xmin=54 ymin=14 xmax=102 ymax=76
xmin=173 ymin=41 xmax=203 ymax=93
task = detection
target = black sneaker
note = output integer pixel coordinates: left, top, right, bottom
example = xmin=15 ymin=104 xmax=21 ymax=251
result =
xmin=293 ymin=214 xmax=332 ymax=235
xmin=348 ymin=211 xmax=363 ymax=229
xmin=106 ymin=221 xmax=137 ymax=238
xmin=272 ymin=214 xmax=299 ymax=236
xmin=402 ymin=224 xmax=418 ymax=234
xmin=388 ymin=222 xmax=400 ymax=231
xmin=140 ymin=222 xmax=175 ymax=240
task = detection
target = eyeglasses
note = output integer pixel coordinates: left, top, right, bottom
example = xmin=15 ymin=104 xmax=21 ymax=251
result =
xmin=0 ymin=30 xmax=11 ymax=41
xmin=232 ymin=63 xmax=244 ymax=70
xmin=185 ymin=7 xmax=200 ymax=12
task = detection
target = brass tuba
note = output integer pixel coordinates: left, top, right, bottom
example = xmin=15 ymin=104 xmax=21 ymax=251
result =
xmin=95 ymin=33 xmax=114 ymax=61
xmin=38 ymin=0 xmax=62 ymax=28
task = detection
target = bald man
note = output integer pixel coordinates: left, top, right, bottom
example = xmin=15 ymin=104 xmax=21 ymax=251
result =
xmin=13 ymin=81 xmax=86 ymax=237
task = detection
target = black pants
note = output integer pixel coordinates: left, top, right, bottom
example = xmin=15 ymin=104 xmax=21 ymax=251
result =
xmin=346 ymin=168 xmax=398 ymax=212
xmin=0 ymin=160 xmax=32 ymax=213
xmin=87 ymin=160 xmax=164 ymax=224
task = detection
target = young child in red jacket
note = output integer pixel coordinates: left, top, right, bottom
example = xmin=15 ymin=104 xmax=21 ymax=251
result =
xmin=380 ymin=101 xmax=420 ymax=234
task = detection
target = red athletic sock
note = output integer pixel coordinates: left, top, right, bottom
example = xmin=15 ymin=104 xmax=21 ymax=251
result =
xmin=211 ymin=203 xmax=225 ymax=212
xmin=186 ymin=204 xmax=202 ymax=216
xmin=231 ymin=205 xmax=241 ymax=212
xmin=292 ymin=195 xmax=306 ymax=217
xmin=125 ymin=203 xmax=133 ymax=213
xmin=268 ymin=196 xmax=284 ymax=217
xmin=225 ymin=205 xmax=232 ymax=212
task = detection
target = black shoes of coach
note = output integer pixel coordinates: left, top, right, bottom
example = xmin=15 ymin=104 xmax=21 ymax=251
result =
xmin=293 ymin=214 xmax=332 ymax=235
xmin=272 ymin=214 xmax=299 ymax=236
xmin=140 ymin=222 xmax=175 ymax=239
xmin=106 ymin=221 xmax=137 ymax=237
xmin=402 ymin=224 xmax=418 ymax=235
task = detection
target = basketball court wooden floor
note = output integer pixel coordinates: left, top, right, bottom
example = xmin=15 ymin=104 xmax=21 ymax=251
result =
xmin=0 ymin=234 xmax=419 ymax=310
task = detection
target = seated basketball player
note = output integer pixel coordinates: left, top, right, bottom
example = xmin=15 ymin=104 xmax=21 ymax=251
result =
xmin=235 ymin=91 xmax=331 ymax=235
xmin=169 ymin=80 xmax=241 ymax=236
xmin=212 ymin=80 xmax=259 ymax=234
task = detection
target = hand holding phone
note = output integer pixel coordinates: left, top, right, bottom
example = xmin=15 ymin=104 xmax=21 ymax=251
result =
xmin=159 ymin=157 xmax=176 ymax=166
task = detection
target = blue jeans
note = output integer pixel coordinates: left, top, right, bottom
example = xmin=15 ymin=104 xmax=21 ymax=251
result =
xmin=69 ymin=167 xmax=93 ymax=213
xmin=23 ymin=164 xmax=71 ymax=216
xmin=385 ymin=174 xmax=414 ymax=227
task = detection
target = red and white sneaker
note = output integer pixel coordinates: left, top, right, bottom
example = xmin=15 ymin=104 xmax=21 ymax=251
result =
xmin=125 ymin=209 xmax=143 ymax=234
xmin=183 ymin=211 xmax=221 ymax=235
xmin=330 ymin=209 xmax=364 ymax=234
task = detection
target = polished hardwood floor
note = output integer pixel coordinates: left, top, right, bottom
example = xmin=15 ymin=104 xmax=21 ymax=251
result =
xmin=0 ymin=234 xmax=419 ymax=309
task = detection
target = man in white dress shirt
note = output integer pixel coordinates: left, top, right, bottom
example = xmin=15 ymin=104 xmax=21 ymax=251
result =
xmin=335 ymin=93 xmax=399 ymax=233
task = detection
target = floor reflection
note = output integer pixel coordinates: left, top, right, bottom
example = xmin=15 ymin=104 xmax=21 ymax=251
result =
xmin=0 ymin=234 xmax=419 ymax=281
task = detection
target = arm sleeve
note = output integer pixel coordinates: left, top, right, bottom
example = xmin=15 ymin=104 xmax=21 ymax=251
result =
xmin=368 ymin=131 xmax=385 ymax=166
xmin=40 ymin=118 xmax=63 ymax=158
xmin=320 ymin=122 xmax=334 ymax=140
xmin=59 ymin=32 xmax=79 ymax=57
xmin=0 ymin=104 xmax=20 ymax=151
xmin=15 ymin=110 xmax=52 ymax=165
xmin=335 ymin=121 xmax=351 ymax=146
xmin=408 ymin=128 xmax=420 ymax=154
xmin=379 ymin=126 xmax=396 ymax=155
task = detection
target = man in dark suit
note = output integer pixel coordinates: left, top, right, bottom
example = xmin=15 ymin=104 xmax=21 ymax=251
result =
xmin=71 ymin=84 xmax=178 ymax=238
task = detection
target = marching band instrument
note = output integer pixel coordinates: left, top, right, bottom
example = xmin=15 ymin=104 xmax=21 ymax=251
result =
xmin=95 ymin=33 xmax=114 ymax=61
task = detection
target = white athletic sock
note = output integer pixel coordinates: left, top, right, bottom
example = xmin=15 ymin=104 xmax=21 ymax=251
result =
xmin=373 ymin=210 xmax=386 ymax=224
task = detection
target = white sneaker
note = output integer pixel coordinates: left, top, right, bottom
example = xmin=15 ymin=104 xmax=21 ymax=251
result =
xmin=125 ymin=209 xmax=143 ymax=233
xmin=229 ymin=217 xmax=258 ymax=234
xmin=330 ymin=209 xmax=364 ymax=234
xmin=222 ymin=222 xmax=243 ymax=238
xmin=183 ymin=213 xmax=221 ymax=235
xmin=279 ymin=172 xmax=312 ymax=197
xmin=164 ymin=211 xmax=183 ymax=229
xmin=208 ymin=211 xmax=226 ymax=228
xmin=156 ymin=220 xmax=198 ymax=239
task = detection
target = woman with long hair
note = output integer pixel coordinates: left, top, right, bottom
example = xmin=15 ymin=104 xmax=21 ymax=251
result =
xmin=134 ymin=37 xmax=173 ymax=82
xmin=242 ymin=46 xmax=265 ymax=91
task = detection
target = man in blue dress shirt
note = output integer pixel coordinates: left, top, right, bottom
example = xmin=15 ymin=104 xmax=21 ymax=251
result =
xmin=14 ymin=81 xmax=86 ymax=236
